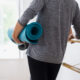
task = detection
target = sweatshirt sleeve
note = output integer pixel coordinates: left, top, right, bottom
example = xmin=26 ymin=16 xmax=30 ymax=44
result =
xmin=72 ymin=2 xmax=80 ymax=39
xmin=18 ymin=0 xmax=45 ymax=27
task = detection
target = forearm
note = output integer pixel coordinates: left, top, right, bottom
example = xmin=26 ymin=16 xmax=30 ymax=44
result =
xmin=69 ymin=28 xmax=72 ymax=34
xmin=12 ymin=22 xmax=24 ymax=44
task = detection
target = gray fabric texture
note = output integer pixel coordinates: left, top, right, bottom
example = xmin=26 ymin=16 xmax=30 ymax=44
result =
xmin=18 ymin=0 xmax=80 ymax=64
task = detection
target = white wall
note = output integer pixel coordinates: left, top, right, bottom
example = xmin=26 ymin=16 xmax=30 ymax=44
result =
xmin=19 ymin=0 xmax=31 ymax=14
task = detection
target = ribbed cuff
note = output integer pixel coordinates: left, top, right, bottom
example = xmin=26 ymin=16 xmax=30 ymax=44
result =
xmin=18 ymin=19 xmax=27 ymax=27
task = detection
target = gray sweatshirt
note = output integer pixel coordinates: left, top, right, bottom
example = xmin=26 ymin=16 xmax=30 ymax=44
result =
xmin=18 ymin=0 xmax=80 ymax=64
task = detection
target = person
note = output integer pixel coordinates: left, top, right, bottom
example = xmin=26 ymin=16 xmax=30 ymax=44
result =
xmin=12 ymin=0 xmax=80 ymax=80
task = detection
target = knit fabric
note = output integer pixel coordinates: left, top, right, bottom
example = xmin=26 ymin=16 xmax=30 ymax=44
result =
xmin=18 ymin=0 xmax=80 ymax=64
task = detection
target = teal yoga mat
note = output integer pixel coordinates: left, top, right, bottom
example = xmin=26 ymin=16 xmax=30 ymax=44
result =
xmin=8 ymin=22 xmax=43 ymax=44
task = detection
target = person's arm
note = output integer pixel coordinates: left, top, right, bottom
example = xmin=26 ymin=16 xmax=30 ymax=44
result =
xmin=72 ymin=1 xmax=80 ymax=39
xmin=12 ymin=22 xmax=24 ymax=44
xmin=68 ymin=28 xmax=74 ymax=41
xmin=12 ymin=0 xmax=45 ymax=44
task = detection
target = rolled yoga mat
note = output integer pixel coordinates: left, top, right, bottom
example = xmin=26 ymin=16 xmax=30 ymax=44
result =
xmin=8 ymin=22 xmax=43 ymax=44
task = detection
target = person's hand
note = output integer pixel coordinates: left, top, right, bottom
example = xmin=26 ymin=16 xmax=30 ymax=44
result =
xmin=68 ymin=28 xmax=75 ymax=43
xmin=68 ymin=34 xmax=75 ymax=41
xmin=12 ymin=22 xmax=25 ymax=44
xmin=68 ymin=34 xmax=75 ymax=43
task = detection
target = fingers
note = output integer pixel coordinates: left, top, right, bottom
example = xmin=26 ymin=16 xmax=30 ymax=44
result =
xmin=68 ymin=34 xmax=76 ymax=44
xmin=68 ymin=34 xmax=75 ymax=41
xmin=69 ymin=40 xmax=75 ymax=44
xmin=12 ymin=34 xmax=24 ymax=44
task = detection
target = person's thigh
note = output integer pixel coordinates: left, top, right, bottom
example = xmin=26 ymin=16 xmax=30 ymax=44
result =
xmin=27 ymin=56 xmax=48 ymax=80
xmin=47 ymin=63 xmax=61 ymax=80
